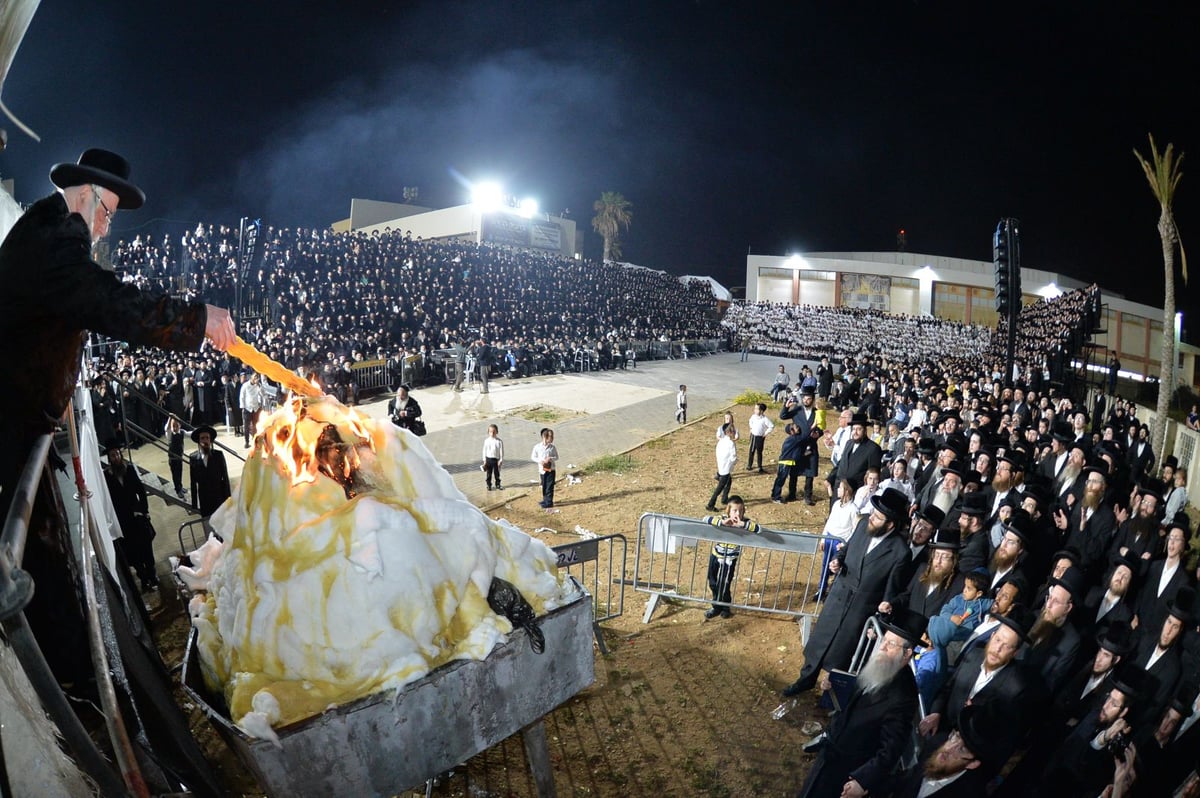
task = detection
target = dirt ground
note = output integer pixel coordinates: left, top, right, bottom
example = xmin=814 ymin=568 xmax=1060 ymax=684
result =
xmin=155 ymin=403 xmax=838 ymax=797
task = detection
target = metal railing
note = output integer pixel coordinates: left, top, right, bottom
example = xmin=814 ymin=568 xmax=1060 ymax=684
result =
xmin=552 ymin=534 xmax=628 ymax=654
xmin=632 ymin=512 xmax=836 ymax=637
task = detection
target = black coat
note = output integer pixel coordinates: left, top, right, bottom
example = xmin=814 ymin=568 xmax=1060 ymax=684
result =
xmin=0 ymin=193 xmax=206 ymax=438
xmin=190 ymin=449 xmax=232 ymax=517
xmin=801 ymin=519 xmax=910 ymax=678
xmin=1022 ymin=621 xmax=1082 ymax=696
xmin=888 ymin=762 xmax=987 ymax=798
xmin=1063 ymin=502 xmax=1118 ymax=586
xmin=800 ymin=669 xmax=920 ymax=798
xmin=930 ymin=645 xmax=1030 ymax=738
xmin=387 ymin=395 xmax=423 ymax=431
xmin=832 ymin=438 xmax=884 ymax=490
xmin=104 ymin=465 xmax=154 ymax=545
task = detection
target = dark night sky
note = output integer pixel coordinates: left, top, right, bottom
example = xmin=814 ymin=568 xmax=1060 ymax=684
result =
xmin=2 ymin=2 xmax=1197 ymax=337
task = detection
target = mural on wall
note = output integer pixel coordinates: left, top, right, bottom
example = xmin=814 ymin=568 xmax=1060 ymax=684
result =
xmin=841 ymin=273 xmax=891 ymax=311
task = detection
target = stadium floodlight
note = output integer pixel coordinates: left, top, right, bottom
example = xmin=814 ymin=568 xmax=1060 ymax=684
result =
xmin=471 ymin=182 xmax=504 ymax=213
xmin=518 ymin=197 xmax=539 ymax=218
xmin=1036 ymin=282 xmax=1063 ymax=299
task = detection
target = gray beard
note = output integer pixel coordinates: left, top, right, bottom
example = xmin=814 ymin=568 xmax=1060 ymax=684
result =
xmin=857 ymin=649 xmax=906 ymax=695
xmin=1058 ymin=461 xmax=1082 ymax=490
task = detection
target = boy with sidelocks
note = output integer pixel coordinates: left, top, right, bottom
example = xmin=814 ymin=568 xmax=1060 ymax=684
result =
xmin=531 ymin=427 xmax=558 ymax=508
xmin=482 ymin=423 xmax=504 ymax=490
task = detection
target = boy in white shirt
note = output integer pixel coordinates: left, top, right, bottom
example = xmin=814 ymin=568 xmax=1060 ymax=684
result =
xmin=747 ymin=402 xmax=775 ymax=473
xmin=481 ymin=423 xmax=504 ymax=491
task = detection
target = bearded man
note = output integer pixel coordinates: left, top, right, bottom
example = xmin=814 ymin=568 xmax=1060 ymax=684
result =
xmin=988 ymin=511 xmax=1031 ymax=590
xmin=1054 ymin=442 xmax=1086 ymax=503
xmin=1024 ymin=565 xmax=1085 ymax=695
xmin=1054 ymin=466 xmax=1117 ymax=586
xmin=890 ymin=703 xmax=1010 ymax=798
xmin=1079 ymin=556 xmax=1137 ymax=642
xmin=798 ymin=607 xmax=924 ymax=798
xmin=886 ymin=527 xmax=961 ymax=618
xmin=782 ymin=489 xmax=912 ymax=698
xmin=1110 ymin=483 xmax=1163 ymax=562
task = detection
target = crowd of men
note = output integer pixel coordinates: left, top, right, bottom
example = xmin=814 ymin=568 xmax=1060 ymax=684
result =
xmin=102 ymin=224 xmax=721 ymax=406
xmin=769 ymin=361 xmax=1199 ymax=796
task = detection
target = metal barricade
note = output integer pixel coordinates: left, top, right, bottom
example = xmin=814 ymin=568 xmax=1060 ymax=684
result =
xmin=552 ymin=534 xmax=627 ymax=655
xmin=633 ymin=512 xmax=836 ymax=637
xmin=351 ymin=359 xmax=390 ymax=397
xmin=178 ymin=517 xmax=216 ymax=557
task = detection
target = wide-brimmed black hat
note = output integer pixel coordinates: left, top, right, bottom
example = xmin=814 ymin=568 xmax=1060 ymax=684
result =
xmin=993 ymin=603 xmax=1037 ymax=645
xmin=870 ymin=487 xmax=911 ymax=523
xmin=1108 ymin=553 xmax=1139 ymax=582
xmin=190 ymin=424 xmax=218 ymax=443
xmin=878 ymin=606 xmax=928 ymax=646
xmin=927 ymin=527 xmax=961 ymax=550
xmin=1167 ymin=587 xmax=1195 ymax=623
xmin=1051 ymin=422 xmax=1074 ymax=444
xmin=1096 ymin=620 xmax=1135 ymax=656
xmin=1112 ymin=664 xmax=1154 ymax=704
xmin=997 ymin=450 xmax=1026 ymax=471
xmin=1002 ymin=510 xmax=1033 ymax=545
xmin=914 ymin=504 xmax=947 ymax=531
xmin=1049 ymin=565 xmax=1087 ymax=604
xmin=957 ymin=703 xmax=1014 ymax=768
xmin=1171 ymin=679 xmax=1199 ymax=717
xmin=940 ymin=458 xmax=966 ymax=480
xmin=917 ymin=436 xmax=937 ymax=456
xmin=1166 ymin=512 xmax=1192 ymax=537
xmin=799 ymin=384 xmax=816 ymax=396
xmin=50 ymin=148 xmax=145 ymax=209
xmin=1132 ymin=475 xmax=1161 ymax=501
xmin=963 ymin=469 xmax=985 ymax=488
xmin=849 ymin=412 xmax=870 ymax=428
xmin=958 ymin=491 xmax=991 ymax=518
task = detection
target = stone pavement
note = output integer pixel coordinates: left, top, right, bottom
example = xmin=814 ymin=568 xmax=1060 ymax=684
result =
xmin=139 ymin=350 xmax=820 ymax=566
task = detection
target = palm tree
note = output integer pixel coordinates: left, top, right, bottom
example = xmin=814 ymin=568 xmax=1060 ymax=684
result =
xmin=592 ymin=192 xmax=632 ymax=262
xmin=1133 ymin=134 xmax=1188 ymax=460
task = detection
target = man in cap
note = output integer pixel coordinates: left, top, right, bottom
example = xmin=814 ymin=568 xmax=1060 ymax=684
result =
xmin=189 ymin=424 xmax=231 ymax=518
xmin=987 ymin=508 xmax=1032 ymax=590
xmin=954 ymin=490 xmax=992 ymax=573
xmin=782 ymin=488 xmax=912 ymax=698
xmin=1132 ymin=514 xmax=1191 ymax=640
xmin=781 ymin=385 xmax=822 ymax=503
xmin=891 ymin=703 xmax=1011 ymax=797
xmin=1133 ymin=679 xmax=1200 ymax=796
xmin=798 ymin=606 xmax=925 ymax=798
xmin=1127 ymin=423 xmax=1155 ymax=478
xmin=1111 ymin=479 xmax=1163 ymax=563
xmin=0 ymin=149 xmax=235 ymax=686
xmin=1038 ymin=422 xmax=1074 ymax=481
xmin=1051 ymin=621 xmax=1135 ymax=739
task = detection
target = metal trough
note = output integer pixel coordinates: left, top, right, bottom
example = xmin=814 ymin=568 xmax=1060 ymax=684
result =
xmin=182 ymin=583 xmax=594 ymax=797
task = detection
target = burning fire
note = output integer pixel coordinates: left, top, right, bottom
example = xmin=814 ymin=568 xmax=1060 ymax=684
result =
xmin=257 ymin=396 xmax=376 ymax=496
xmin=187 ymin=395 xmax=572 ymax=737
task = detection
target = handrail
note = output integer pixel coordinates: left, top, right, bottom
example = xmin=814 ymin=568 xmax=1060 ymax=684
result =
xmin=0 ymin=434 xmax=130 ymax=796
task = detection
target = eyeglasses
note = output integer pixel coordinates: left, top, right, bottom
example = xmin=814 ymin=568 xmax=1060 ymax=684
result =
xmin=92 ymin=187 xmax=114 ymax=222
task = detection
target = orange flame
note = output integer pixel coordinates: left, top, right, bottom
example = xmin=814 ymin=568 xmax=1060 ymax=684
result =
xmin=258 ymin=397 xmax=377 ymax=488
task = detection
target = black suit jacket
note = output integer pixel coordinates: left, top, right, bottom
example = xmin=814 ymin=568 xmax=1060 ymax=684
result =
xmin=801 ymin=669 xmax=920 ymax=798
xmin=190 ymin=449 xmax=231 ymax=517
xmin=930 ymin=645 xmax=1030 ymax=736
xmin=832 ymin=438 xmax=884 ymax=490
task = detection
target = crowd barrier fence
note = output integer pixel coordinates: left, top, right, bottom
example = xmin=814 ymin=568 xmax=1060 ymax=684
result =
xmin=551 ymin=533 xmax=628 ymax=655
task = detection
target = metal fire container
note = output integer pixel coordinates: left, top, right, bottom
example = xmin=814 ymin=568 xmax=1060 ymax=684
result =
xmin=182 ymin=583 xmax=593 ymax=796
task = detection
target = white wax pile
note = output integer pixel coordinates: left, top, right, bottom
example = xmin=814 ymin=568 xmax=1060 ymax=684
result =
xmin=186 ymin=397 xmax=570 ymax=741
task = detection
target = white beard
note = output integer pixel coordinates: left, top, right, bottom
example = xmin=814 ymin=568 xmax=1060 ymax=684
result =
xmin=857 ymin=649 xmax=906 ymax=695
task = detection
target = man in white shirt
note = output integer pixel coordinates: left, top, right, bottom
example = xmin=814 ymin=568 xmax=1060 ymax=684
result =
xmin=238 ymin=372 xmax=264 ymax=448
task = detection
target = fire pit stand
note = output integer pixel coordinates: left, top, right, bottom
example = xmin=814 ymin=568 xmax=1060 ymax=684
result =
xmin=183 ymin=582 xmax=594 ymax=797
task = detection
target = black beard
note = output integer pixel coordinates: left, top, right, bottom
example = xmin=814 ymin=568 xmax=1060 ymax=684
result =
xmin=1129 ymin=515 xmax=1156 ymax=541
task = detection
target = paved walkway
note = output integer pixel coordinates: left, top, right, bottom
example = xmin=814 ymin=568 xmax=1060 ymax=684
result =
xmin=139 ymin=351 xmax=819 ymax=564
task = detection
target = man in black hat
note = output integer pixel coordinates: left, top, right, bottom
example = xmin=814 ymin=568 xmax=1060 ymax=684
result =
xmin=798 ymin=606 xmax=924 ymax=798
xmin=953 ymin=489 xmax=992 ymax=573
xmin=0 ymin=149 xmax=235 ymax=461
xmin=1132 ymin=515 xmax=1191 ymax=640
xmin=782 ymin=488 xmax=912 ymax=698
xmin=1133 ymin=678 xmax=1200 ymax=796
xmin=1025 ymin=565 xmax=1085 ymax=695
xmin=1038 ymin=423 xmax=1074 ymax=481
xmin=102 ymin=441 xmax=160 ymax=594
xmin=1130 ymin=587 xmax=1190 ymax=724
xmin=0 ymin=148 xmax=236 ymax=687
xmin=1127 ymin=423 xmax=1155 ymax=478
xmin=1080 ymin=555 xmax=1138 ymax=644
xmin=189 ymin=424 xmax=231 ymax=517
xmin=887 ymin=524 xmax=962 ymax=619
xmin=827 ymin=412 xmax=882 ymax=502
xmin=1051 ymin=621 xmax=1135 ymax=740
xmin=921 ymin=604 xmax=1035 ymax=753
xmin=891 ymin=703 xmax=1010 ymax=797
xmin=1111 ymin=481 xmax=1163 ymax=563
xmin=1035 ymin=665 xmax=1149 ymax=797
xmin=1054 ymin=465 xmax=1117 ymax=585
